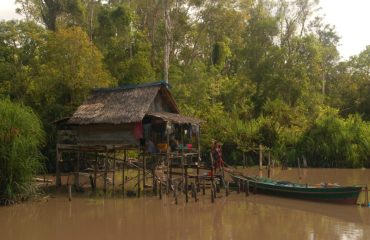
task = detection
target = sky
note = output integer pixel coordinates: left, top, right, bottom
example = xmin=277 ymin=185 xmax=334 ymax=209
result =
xmin=0 ymin=0 xmax=369 ymax=60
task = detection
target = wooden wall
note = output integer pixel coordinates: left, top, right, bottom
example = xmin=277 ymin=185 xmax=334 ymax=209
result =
xmin=56 ymin=123 xmax=139 ymax=146
xmin=148 ymin=92 xmax=172 ymax=112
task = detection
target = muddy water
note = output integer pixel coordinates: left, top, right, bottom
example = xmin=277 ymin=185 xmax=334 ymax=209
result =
xmin=0 ymin=168 xmax=370 ymax=240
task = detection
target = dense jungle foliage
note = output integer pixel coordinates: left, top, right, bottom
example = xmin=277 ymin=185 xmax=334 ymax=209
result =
xmin=0 ymin=100 xmax=44 ymax=204
xmin=1 ymin=0 xmax=370 ymax=169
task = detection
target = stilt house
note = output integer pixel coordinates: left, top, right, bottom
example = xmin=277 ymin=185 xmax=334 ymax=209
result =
xmin=55 ymin=82 xmax=201 ymax=191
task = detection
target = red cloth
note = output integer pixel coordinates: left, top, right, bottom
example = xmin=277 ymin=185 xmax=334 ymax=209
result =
xmin=214 ymin=146 xmax=224 ymax=169
xmin=134 ymin=122 xmax=143 ymax=139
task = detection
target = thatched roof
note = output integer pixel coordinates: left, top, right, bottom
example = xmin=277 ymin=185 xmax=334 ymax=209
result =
xmin=68 ymin=82 xmax=179 ymax=125
xmin=147 ymin=112 xmax=201 ymax=124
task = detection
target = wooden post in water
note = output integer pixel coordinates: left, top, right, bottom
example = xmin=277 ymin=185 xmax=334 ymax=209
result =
xmin=74 ymin=150 xmax=80 ymax=189
xmin=196 ymin=166 xmax=200 ymax=192
xmin=56 ymin=145 xmax=61 ymax=187
xmin=143 ymin=151 xmax=146 ymax=194
xmin=259 ymin=144 xmax=263 ymax=171
xmin=103 ymin=150 xmax=108 ymax=194
xmin=159 ymin=180 xmax=162 ymax=199
xmin=174 ymin=185 xmax=178 ymax=205
xmin=226 ymin=181 xmax=229 ymax=197
xmin=364 ymin=185 xmax=369 ymax=207
xmin=267 ymin=150 xmax=271 ymax=178
xmin=137 ymin=168 xmax=141 ymax=198
xmin=246 ymin=180 xmax=250 ymax=196
xmin=112 ymin=150 xmax=116 ymax=191
xmin=243 ymin=151 xmax=246 ymax=168
xmin=89 ymin=175 xmax=94 ymax=190
xmin=122 ymin=150 xmax=126 ymax=195
xmin=213 ymin=182 xmax=217 ymax=199
xmin=185 ymin=166 xmax=189 ymax=203
xmin=191 ymin=182 xmax=197 ymax=202
xmin=237 ymin=179 xmax=241 ymax=194
xmin=254 ymin=181 xmax=257 ymax=194
xmin=68 ymin=184 xmax=72 ymax=201
xmin=202 ymin=179 xmax=205 ymax=195
xmin=94 ymin=152 xmax=97 ymax=191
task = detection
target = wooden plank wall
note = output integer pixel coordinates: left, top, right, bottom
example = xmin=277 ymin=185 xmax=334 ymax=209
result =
xmin=76 ymin=123 xmax=138 ymax=145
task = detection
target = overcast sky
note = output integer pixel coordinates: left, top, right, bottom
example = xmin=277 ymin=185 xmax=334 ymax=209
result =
xmin=1 ymin=0 xmax=369 ymax=60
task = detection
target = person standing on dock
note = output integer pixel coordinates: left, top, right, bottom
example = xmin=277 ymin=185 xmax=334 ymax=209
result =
xmin=214 ymin=142 xmax=224 ymax=172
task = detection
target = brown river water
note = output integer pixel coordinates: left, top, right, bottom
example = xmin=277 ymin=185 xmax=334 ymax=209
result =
xmin=1 ymin=168 xmax=370 ymax=240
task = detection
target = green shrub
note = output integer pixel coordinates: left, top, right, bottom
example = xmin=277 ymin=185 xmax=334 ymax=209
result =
xmin=0 ymin=99 xmax=45 ymax=205
xmin=296 ymin=109 xmax=370 ymax=168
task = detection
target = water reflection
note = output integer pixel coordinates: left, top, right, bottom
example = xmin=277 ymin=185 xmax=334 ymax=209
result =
xmin=0 ymin=168 xmax=369 ymax=240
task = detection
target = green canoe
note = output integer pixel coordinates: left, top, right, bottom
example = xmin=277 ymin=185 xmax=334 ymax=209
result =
xmin=231 ymin=174 xmax=362 ymax=205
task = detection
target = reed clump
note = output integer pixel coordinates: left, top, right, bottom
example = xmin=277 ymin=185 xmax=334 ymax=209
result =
xmin=0 ymin=99 xmax=45 ymax=205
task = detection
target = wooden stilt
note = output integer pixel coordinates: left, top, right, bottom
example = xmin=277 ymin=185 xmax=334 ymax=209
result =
xmin=259 ymin=144 xmax=263 ymax=171
xmin=143 ymin=150 xmax=146 ymax=193
xmin=112 ymin=150 xmax=116 ymax=191
xmin=152 ymin=169 xmax=156 ymax=194
xmin=185 ymin=166 xmax=189 ymax=203
xmin=68 ymin=184 xmax=72 ymax=201
xmin=226 ymin=181 xmax=229 ymax=196
xmin=192 ymin=182 xmax=197 ymax=202
xmin=103 ymin=150 xmax=108 ymax=193
xmin=174 ymin=186 xmax=178 ymax=205
xmin=246 ymin=180 xmax=250 ymax=196
xmin=196 ymin=166 xmax=200 ymax=192
xmin=137 ymin=168 xmax=141 ymax=198
xmin=94 ymin=152 xmax=97 ymax=191
xmin=364 ymin=185 xmax=369 ymax=207
xmin=56 ymin=146 xmax=61 ymax=187
xmin=213 ymin=182 xmax=217 ymax=199
xmin=159 ymin=180 xmax=162 ymax=200
xmin=202 ymin=179 xmax=205 ymax=195
xmin=237 ymin=179 xmax=241 ymax=194
xmin=74 ymin=150 xmax=80 ymax=190
xmin=122 ymin=149 xmax=126 ymax=195
xmin=243 ymin=151 xmax=246 ymax=168
xmin=211 ymin=188 xmax=215 ymax=203
xmin=166 ymin=133 xmax=170 ymax=194
xmin=267 ymin=151 xmax=271 ymax=178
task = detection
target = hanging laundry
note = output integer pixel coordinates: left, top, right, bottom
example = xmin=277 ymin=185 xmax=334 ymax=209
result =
xmin=134 ymin=122 xmax=143 ymax=139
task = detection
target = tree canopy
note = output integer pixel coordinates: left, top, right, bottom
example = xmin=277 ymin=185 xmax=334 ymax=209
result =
xmin=2 ymin=0 xmax=370 ymax=168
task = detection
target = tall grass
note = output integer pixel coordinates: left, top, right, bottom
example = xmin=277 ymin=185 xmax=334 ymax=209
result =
xmin=0 ymin=99 xmax=45 ymax=205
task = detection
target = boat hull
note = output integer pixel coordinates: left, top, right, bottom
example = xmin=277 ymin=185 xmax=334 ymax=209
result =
xmin=231 ymin=175 xmax=362 ymax=205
